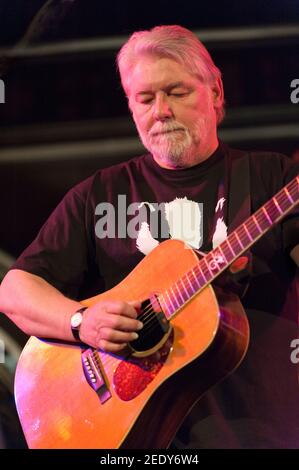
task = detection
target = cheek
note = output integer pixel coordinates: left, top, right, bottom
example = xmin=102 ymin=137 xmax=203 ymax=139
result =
xmin=132 ymin=115 xmax=149 ymax=137
xmin=188 ymin=102 xmax=214 ymax=124
xmin=135 ymin=112 xmax=152 ymax=132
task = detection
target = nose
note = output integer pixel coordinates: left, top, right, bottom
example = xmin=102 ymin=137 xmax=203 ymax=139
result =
xmin=153 ymin=93 xmax=173 ymax=121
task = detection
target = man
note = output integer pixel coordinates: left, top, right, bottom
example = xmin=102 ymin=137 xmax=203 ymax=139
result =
xmin=0 ymin=25 xmax=298 ymax=448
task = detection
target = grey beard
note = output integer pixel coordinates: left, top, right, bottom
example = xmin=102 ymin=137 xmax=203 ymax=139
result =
xmin=142 ymin=132 xmax=194 ymax=166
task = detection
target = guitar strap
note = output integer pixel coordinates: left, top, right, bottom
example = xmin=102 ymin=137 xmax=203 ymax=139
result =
xmin=227 ymin=149 xmax=251 ymax=233
xmin=214 ymin=147 xmax=252 ymax=297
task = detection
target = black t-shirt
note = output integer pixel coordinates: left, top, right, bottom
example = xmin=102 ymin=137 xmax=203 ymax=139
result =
xmin=12 ymin=141 xmax=299 ymax=448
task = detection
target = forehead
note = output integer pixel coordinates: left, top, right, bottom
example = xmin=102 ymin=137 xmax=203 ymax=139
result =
xmin=128 ymin=56 xmax=199 ymax=94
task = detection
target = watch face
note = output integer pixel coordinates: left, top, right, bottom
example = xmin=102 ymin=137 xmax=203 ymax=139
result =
xmin=71 ymin=312 xmax=83 ymax=328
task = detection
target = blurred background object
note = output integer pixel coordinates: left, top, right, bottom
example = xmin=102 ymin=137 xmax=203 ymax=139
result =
xmin=0 ymin=0 xmax=298 ymax=448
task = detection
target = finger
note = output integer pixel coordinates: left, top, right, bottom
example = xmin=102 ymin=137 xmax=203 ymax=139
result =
xmin=127 ymin=300 xmax=142 ymax=310
xmin=98 ymin=339 xmax=127 ymax=353
xmin=100 ymin=327 xmax=139 ymax=343
xmin=105 ymin=300 xmax=141 ymax=319
xmin=107 ymin=314 xmax=143 ymax=332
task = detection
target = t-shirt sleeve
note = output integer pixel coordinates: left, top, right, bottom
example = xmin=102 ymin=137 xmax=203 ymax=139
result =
xmin=11 ymin=178 xmax=95 ymax=299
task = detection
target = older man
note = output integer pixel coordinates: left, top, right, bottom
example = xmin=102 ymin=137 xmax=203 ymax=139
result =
xmin=0 ymin=25 xmax=298 ymax=448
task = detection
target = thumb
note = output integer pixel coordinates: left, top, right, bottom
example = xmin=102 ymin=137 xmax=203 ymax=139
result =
xmin=127 ymin=299 xmax=142 ymax=310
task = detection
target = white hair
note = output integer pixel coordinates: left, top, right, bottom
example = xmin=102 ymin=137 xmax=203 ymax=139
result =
xmin=117 ymin=25 xmax=225 ymax=124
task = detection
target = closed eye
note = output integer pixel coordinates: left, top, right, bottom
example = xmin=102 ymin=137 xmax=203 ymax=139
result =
xmin=169 ymin=92 xmax=188 ymax=97
xmin=140 ymin=98 xmax=154 ymax=104
xmin=137 ymin=96 xmax=154 ymax=105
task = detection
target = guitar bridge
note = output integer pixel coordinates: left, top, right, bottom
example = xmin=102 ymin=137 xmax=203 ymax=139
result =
xmin=81 ymin=348 xmax=111 ymax=404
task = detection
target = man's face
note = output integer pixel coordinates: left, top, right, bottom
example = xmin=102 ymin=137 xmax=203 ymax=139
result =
xmin=127 ymin=55 xmax=222 ymax=168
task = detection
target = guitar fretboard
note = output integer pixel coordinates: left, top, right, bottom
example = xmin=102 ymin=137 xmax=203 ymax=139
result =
xmin=159 ymin=175 xmax=299 ymax=319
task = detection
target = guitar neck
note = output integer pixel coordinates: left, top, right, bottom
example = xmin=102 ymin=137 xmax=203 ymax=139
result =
xmin=161 ymin=176 xmax=299 ymax=319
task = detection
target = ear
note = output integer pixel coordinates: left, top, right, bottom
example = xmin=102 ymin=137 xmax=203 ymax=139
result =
xmin=211 ymin=77 xmax=224 ymax=109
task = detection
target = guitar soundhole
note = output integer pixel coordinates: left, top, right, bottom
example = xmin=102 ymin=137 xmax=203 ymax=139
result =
xmin=129 ymin=297 xmax=170 ymax=353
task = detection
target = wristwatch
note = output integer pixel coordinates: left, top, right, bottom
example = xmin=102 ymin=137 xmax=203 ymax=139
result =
xmin=70 ymin=306 xmax=87 ymax=341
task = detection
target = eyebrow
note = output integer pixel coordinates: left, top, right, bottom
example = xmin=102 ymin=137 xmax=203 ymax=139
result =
xmin=136 ymin=81 xmax=190 ymax=96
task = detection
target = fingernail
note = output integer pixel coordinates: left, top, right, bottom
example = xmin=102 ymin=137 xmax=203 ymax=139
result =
xmin=132 ymin=332 xmax=139 ymax=339
xmin=137 ymin=321 xmax=143 ymax=330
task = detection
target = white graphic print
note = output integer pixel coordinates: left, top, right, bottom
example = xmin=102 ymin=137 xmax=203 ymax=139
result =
xmin=136 ymin=202 xmax=160 ymax=255
xmin=212 ymin=196 xmax=228 ymax=248
xmin=164 ymin=197 xmax=202 ymax=249
xmin=136 ymin=221 xmax=159 ymax=255
xmin=136 ymin=196 xmax=228 ymax=256
xmin=215 ymin=197 xmax=226 ymax=213
xmin=212 ymin=217 xmax=228 ymax=248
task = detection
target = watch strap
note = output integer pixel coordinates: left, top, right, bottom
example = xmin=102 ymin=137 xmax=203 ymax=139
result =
xmin=71 ymin=306 xmax=87 ymax=341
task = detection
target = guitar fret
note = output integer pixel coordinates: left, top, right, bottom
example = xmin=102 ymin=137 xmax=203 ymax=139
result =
xmin=225 ymin=238 xmax=236 ymax=256
xmin=273 ymin=197 xmax=283 ymax=215
xmin=204 ymin=249 xmax=226 ymax=276
xmin=165 ymin=290 xmax=176 ymax=313
xmin=262 ymin=206 xmax=272 ymax=225
xmin=264 ymin=201 xmax=278 ymax=220
xmin=180 ymin=277 xmax=190 ymax=299
xmin=159 ymin=294 xmax=171 ymax=319
xmin=276 ymin=190 xmax=292 ymax=211
xmin=176 ymin=278 xmax=188 ymax=302
xmin=175 ymin=282 xmax=186 ymax=304
xmin=243 ymin=223 xmax=253 ymax=241
xmin=249 ymin=219 xmax=261 ymax=238
xmin=234 ymin=231 xmax=244 ymax=249
xmin=184 ymin=274 xmax=194 ymax=294
xmin=160 ymin=176 xmax=298 ymax=321
xmin=170 ymin=285 xmax=181 ymax=309
xmin=221 ymin=241 xmax=234 ymax=261
xmin=284 ymin=187 xmax=294 ymax=204
xmin=217 ymin=245 xmax=228 ymax=263
xmin=254 ymin=209 xmax=268 ymax=231
xmin=198 ymin=263 xmax=208 ymax=283
xmin=202 ymin=257 xmax=214 ymax=278
xmin=252 ymin=215 xmax=262 ymax=233
xmin=191 ymin=268 xmax=201 ymax=289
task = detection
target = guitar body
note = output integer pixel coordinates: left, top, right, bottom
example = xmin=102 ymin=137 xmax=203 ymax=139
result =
xmin=15 ymin=239 xmax=249 ymax=449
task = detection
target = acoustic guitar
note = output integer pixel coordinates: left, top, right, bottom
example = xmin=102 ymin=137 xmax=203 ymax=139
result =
xmin=14 ymin=176 xmax=298 ymax=448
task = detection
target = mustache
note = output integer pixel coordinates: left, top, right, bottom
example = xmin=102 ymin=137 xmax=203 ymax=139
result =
xmin=149 ymin=121 xmax=187 ymax=137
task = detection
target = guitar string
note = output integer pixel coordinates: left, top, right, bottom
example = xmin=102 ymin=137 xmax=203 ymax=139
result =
xmin=101 ymin=188 xmax=299 ymax=365
xmin=99 ymin=190 xmax=299 ymax=369
xmin=136 ymin=194 xmax=298 ymax=327
xmin=98 ymin=184 xmax=298 ymax=369
xmin=103 ymin=179 xmax=298 ymax=333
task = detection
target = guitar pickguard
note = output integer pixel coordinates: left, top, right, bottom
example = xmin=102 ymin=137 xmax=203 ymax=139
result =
xmin=113 ymin=329 xmax=174 ymax=401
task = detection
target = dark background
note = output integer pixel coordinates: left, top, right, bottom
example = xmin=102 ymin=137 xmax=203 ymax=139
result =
xmin=1 ymin=0 xmax=299 ymax=46
xmin=0 ymin=0 xmax=298 ymax=448
xmin=0 ymin=0 xmax=298 ymax=257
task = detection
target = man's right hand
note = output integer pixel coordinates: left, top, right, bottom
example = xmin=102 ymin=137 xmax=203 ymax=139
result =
xmin=78 ymin=300 xmax=143 ymax=352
